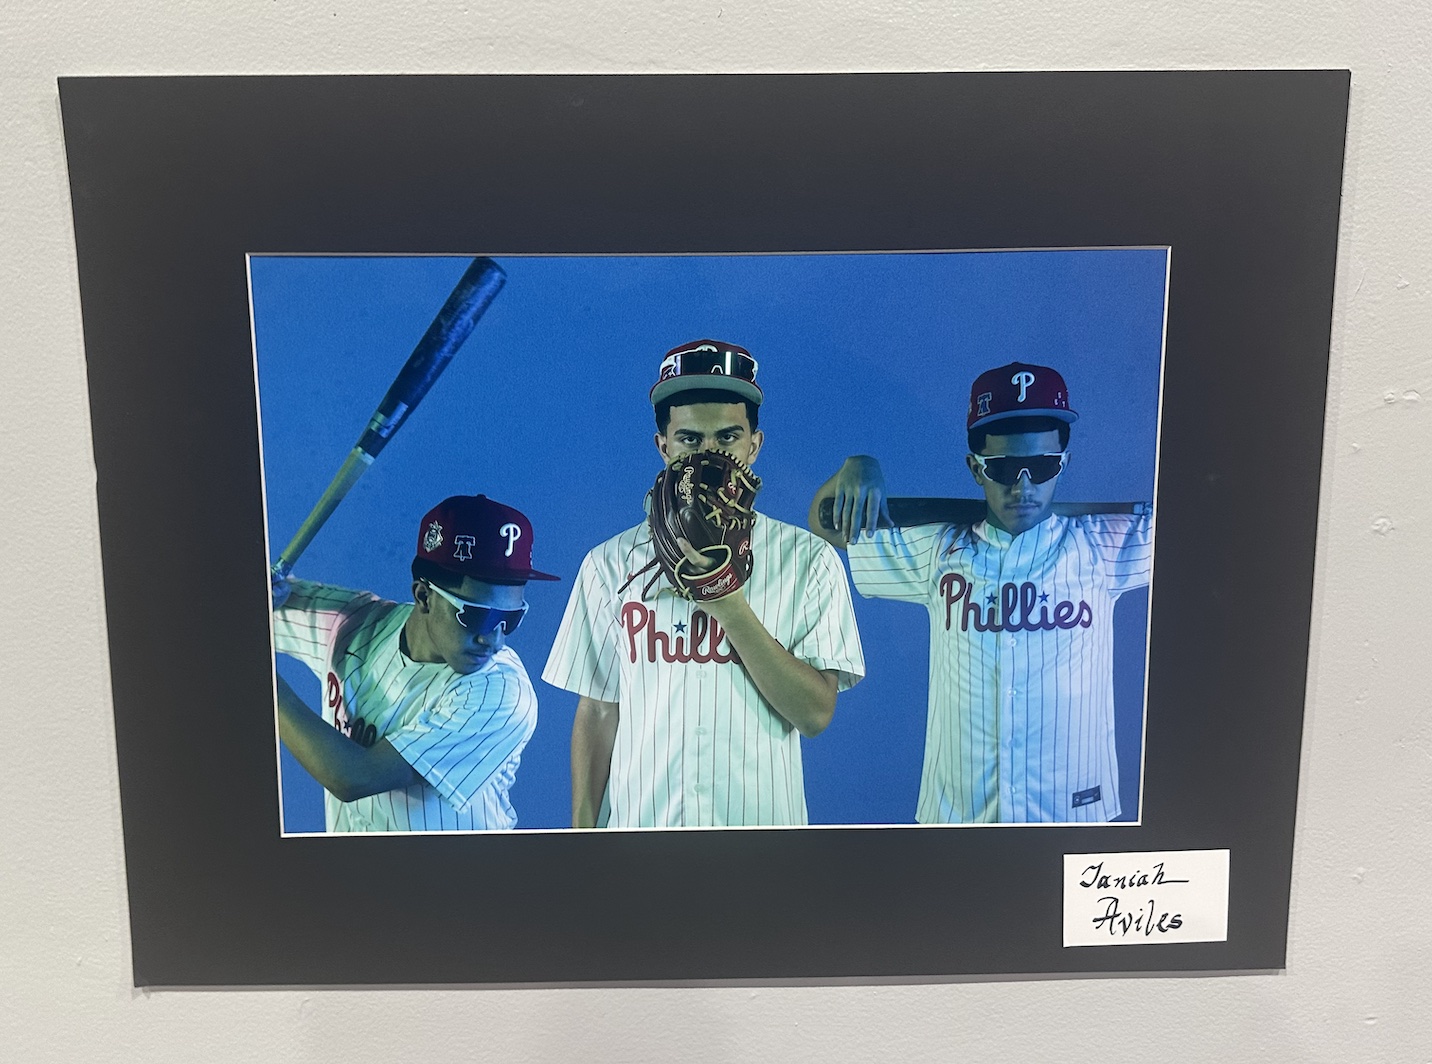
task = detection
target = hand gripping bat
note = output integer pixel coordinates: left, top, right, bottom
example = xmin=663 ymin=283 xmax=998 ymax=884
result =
xmin=270 ymin=257 xmax=507 ymax=580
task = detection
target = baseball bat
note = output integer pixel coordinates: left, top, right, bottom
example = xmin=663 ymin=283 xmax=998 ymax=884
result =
xmin=818 ymin=497 xmax=1140 ymax=531
xmin=271 ymin=257 xmax=507 ymax=579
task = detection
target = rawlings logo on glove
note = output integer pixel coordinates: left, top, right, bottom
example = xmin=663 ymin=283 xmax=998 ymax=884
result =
xmin=649 ymin=450 xmax=761 ymax=601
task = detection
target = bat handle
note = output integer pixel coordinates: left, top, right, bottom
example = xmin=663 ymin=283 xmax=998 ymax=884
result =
xmin=272 ymin=447 xmax=374 ymax=575
xmin=817 ymin=497 xmax=897 ymax=531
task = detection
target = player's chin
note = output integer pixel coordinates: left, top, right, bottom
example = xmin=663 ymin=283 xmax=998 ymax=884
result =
xmin=1001 ymin=502 xmax=1048 ymax=529
xmin=451 ymin=649 xmax=495 ymax=674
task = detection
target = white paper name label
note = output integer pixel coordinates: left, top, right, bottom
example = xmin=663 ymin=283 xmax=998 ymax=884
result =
xmin=1063 ymin=849 xmax=1230 ymax=947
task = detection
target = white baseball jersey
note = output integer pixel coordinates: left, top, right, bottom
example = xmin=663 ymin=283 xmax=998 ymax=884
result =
xmin=848 ymin=512 xmax=1152 ymax=824
xmin=272 ymin=579 xmax=538 ymax=832
xmin=542 ymin=514 xmax=865 ymax=828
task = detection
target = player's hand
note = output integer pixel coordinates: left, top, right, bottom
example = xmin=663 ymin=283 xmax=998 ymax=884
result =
xmin=675 ymin=537 xmax=715 ymax=573
xmin=271 ymin=569 xmax=293 ymax=610
xmin=674 ymin=537 xmax=749 ymax=612
xmin=830 ymin=455 xmax=891 ymax=543
xmin=675 ymin=536 xmax=739 ymax=589
xmin=674 ymin=537 xmax=752 ymax=628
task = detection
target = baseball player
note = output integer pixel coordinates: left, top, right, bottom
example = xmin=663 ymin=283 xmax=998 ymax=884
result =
xmin=810 ymin=362 xmax=1153 ymax=824
xmin=270 ymin=494 xmax=560 ymax=832
xmin=543 ymin=340 xmax=866 ymax=828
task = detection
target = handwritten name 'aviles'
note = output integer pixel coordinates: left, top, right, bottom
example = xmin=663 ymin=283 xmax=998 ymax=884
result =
xmin=1079 ymin=860 xmax=1190 ymax=940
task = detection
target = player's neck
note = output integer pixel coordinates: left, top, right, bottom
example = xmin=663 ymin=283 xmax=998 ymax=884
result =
xmin=401 ymin=613 xmax=439 ymax=664
xmin=984 ymin=509 xmax=1056 ymax=538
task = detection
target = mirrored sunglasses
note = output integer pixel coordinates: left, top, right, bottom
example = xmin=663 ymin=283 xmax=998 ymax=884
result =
xmin=668 ymin=347 xmax=758 ymax=382
xmin=425 ymin=581 xmax=528 ymax=635
xmin=971 ymin=451 xmax=1068 ymax=486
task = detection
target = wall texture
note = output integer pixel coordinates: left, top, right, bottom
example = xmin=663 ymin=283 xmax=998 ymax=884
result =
xmin=1 ymin=2 xmax=1427 ymax=1061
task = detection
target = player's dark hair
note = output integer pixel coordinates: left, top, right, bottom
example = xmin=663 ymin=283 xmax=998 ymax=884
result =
xmin=968 ymin=415 xmax=1071 ymax=455
xmin=410 ymin=557 xmax=525 ymax=589
xmin=654 ymin=389 xmax=760 ymax=434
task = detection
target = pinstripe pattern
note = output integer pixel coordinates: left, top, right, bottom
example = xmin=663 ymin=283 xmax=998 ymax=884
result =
xmin=543 ymin=514 xmax=865 ymax=828
xmin=849 ymin=512 xmax=1152 ymax=824
xmin=272 ymin=579 xmax=538 ymax=832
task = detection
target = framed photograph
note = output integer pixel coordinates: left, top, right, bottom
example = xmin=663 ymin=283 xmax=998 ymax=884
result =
xmin=255 ymin=248 xmax=1165 ymax=836
xmin=61 ymin=72 xmax=1348 ymax=985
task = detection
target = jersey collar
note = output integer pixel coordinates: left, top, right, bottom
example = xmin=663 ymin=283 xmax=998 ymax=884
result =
xmin=974 ymin=513 xmax=1064 ymax=548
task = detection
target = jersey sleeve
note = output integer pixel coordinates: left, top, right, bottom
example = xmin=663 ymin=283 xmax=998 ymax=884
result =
xmin=788 ymin=538 xmax=866 ymax=691
xmin=541 ymin=549 xmax=623 ymax=702
xmin=846 ymin=524 xmax=954 ymax=603
xmin=270 ymin=579 xmax=377 ymax=677
xmin=1077 ymin=510 xmax=1155 ymax=594
xmin=383 ymin=656 xmax=538 ymax=812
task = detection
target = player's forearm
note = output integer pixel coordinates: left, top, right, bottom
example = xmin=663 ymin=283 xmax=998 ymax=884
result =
xmin=702 ymin=594 xmax=838 ymax=737
xmin=274 ymin=674 xmax=420 ymax=802
xmin=570 ymin=696 xmax=619 ymax=828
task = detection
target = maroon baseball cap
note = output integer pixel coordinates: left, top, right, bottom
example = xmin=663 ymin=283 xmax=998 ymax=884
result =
xmin=414 ymin=495 xmax=560 ymax=583
xmin=649 ymin=339 xmax=764 ymax=407
xmin=967 ymin=362 xmax=1079 ymax=431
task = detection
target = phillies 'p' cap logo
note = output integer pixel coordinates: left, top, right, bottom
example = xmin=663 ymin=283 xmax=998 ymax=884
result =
xmin=499 ymin=522 xmax=522 ymax=558
xmin=967 ymin=361 xmax=1076 ymax=431
xmin=1012 ymin=370 xmax=1036 ymax=403
xmin=423 ymin=521 xmax=444 ymax=552
xmin=453 ymin=534 xmax=476 ymax=561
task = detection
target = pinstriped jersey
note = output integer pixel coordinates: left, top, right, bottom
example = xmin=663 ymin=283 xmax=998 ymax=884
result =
xmin=848 ymin=513 xmax=1152 ymax=824
xmin=543 ymin=514 xmax=865 ymax=828
xmin=272 ymin=579 xmax=537 ymax=832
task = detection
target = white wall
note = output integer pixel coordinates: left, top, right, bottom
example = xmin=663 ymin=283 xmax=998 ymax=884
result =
xmin=2 ymin=3 xmax=1427 ymax=1061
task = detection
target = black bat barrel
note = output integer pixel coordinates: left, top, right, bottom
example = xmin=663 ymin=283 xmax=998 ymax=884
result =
xmin=355 ymin=257 xmax=507 ymax=457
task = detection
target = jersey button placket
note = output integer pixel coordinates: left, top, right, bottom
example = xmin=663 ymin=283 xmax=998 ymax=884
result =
xmin=995 ymin=547 xmax=1016 ymax=820
xmin=687 ymin=664 xmax=713 ymax=825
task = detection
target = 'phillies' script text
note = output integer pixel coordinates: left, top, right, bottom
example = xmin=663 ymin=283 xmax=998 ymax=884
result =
xmin=621 ymin=603 xmax=741 ymax=665
xmin=940 ymin=575 xmax=1093 ymax=633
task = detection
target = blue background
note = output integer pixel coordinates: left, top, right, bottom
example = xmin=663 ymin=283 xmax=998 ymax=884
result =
xmin=251 ymin=250 xmax=1166 ymax=831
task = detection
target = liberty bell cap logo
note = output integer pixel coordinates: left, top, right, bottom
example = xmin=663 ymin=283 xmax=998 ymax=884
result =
xmin=415 ymin=495 xmax=560 ymax=583
xmin=967 ymin=361 xmax=1078 ymax=431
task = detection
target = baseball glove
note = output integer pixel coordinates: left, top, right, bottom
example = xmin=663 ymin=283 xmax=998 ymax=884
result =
xmin=649 ymin=450 xmax=762 ymax=601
